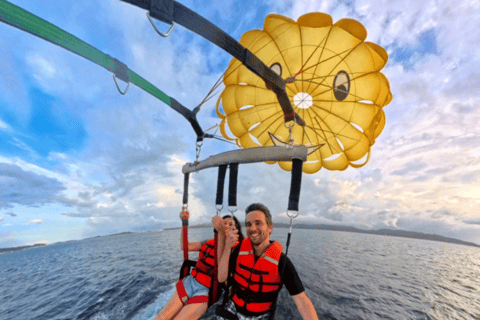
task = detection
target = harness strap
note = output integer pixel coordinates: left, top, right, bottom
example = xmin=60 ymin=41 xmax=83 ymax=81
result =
xmin=208 ymin=230 xmax=220 ymax=307
xmin=176 ymin=279 xmax=189 ymax=305
xmin=180 ymin=173 xmax=190 ymax=279
xmin=149 ymin=0 xmax=174 ymax=25
xmin=270 ymin=159 xmax=303 ymax=320
xmin=179 ymin=260 xmax=196 ymax=281
xmin=216 ymin=165 xmax=228 ymax=207
xmin=287 ymin=158 xmax=303 ymax=212
xmin=228 ymin=163 xmax=238 ymax=208
xmin=233 ymin=286 xmax=279 ymax=303
xmin=209 ymin=165 xmax=228 ymax=307
xmin=183 ymin=173 xmax=190 ymax=207
xmin=215 ymin=305 xmax=240 ymax=320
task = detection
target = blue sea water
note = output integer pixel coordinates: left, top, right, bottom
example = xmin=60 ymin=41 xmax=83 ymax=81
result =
xmin=1 ymin=228 xmax=479 ymax=320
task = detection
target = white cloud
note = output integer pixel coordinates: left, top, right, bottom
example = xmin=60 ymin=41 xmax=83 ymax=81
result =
xmin=29 ymin=219 xmax=43 ymax=225
xmin=1 ymin=0 xmax=480 ymax=245
xmin=0 ymin=162 xmax=66 ymax=210
xmin=26 ymin=54 xmax=57 ymax=79
xmin=0 ymin=118 xmax=8 ymax=130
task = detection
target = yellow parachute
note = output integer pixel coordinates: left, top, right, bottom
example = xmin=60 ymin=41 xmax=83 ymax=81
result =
xmin=216 ymin=12 xmax=392 ymax=174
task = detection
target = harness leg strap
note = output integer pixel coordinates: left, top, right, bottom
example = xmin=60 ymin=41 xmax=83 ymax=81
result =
xmin=176 ymin=279 xmax=189 ymax=305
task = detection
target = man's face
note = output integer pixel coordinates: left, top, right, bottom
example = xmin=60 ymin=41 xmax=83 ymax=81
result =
xmin=246 ymin=210 xmax=273 ymax=246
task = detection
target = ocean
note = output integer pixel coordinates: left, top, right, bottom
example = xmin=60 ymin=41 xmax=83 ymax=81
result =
xmin=1 ymin=227 xmax=479 ymax=320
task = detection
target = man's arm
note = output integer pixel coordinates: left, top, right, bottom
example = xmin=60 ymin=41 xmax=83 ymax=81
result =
xmin=292 ymin=292 xmax=319 ymax=320
xmin=281 ymin=256 xmax=318 ymax=320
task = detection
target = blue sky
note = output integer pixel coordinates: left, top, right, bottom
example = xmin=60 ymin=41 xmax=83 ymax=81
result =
xmin=1 ymin=0 xmax=480 ymax=248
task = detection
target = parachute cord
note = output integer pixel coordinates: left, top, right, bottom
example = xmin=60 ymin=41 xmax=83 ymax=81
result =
xmin=288 ymin=28 xmax=330 ymax=86
xmin=210 ymin=135 xmax=238 ymax=145
xmin=284 ymin=213 xmax=297 ymax=258
xmin=286 ymin=67 xmax=304 ymax=83
xmin=196 ymin=70 xmax=227 ymax=111
xmin=288 ymin=122 xmax=295 ymax=148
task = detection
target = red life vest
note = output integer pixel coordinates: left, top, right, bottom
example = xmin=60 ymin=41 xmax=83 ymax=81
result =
xmin=232 ymin=238 xmax=283 ymax=314
xmin=191 ymin=239 xmax=216 ymax=287
xmin=191 ymin=239 xmax=240 ymax=288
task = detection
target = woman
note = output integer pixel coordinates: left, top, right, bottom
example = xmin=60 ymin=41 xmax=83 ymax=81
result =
xmin=155 ymin=211 xmax=244 ymax=320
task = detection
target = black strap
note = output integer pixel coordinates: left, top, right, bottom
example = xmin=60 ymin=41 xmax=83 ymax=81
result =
xmin=287 ymin=158 xmax=303 ymax=211
xmin=228 ymin=163 xmax=238 ymax=208
xmin=170 ymin=98 xmax=204 ymax=141
xmin=183 ymin=173 xmax=190 ymax=206
xmin=149 ymin=0 xmax=174 ymax=24
xmin=233 ymin=286 xmax=279 ymax=303
xmin=216 ymin=165 xmax=228 ymax=206
xmin=179 ymin=259 xmax=196 ymax=280
xmin=278 ymin=159 xmax=303 ymax=320
xmin=215 ymin=305 xmax=239 ymax=320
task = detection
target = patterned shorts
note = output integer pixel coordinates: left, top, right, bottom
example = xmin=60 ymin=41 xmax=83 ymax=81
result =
xmin=216 ymin=300 xmax=272 ymax=320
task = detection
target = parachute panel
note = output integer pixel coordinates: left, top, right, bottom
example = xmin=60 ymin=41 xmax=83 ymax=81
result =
xmin=217 ymin=12 xmax=392 ymax=173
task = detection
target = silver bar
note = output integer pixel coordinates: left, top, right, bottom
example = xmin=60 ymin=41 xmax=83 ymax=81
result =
xmin=182 ymin=146 xmax=308 ymax=174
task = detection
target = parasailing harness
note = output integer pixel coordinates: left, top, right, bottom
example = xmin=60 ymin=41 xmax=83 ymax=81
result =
xmin=179 ymin=145 xmax=306 ymax=310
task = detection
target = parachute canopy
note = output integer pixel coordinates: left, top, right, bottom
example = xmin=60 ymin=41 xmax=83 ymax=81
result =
xmin=216 ymin=12 xmax=392 ymax=174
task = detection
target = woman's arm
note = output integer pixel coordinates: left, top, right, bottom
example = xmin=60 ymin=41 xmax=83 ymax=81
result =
xmin=218 ymin=228 xmax=238 ymax=283
xmin=179 ymin=210 xmax=202 ymax=252
xmin=213 ymin=216 xmax=226 ymax=267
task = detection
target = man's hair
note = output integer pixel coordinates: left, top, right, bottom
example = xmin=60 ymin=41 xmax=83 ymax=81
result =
xmin=245 ymin=203 xmax=272 ymax=226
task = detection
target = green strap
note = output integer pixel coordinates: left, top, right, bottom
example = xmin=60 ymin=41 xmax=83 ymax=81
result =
xmin=0 ymin=0 xmax=170 ymax=105
xmin=0 ymin=0 xmax=209 ymax=139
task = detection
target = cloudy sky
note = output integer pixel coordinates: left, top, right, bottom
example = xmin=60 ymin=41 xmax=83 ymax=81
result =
xmin=1 ymin=0 xmax=479 ymax=248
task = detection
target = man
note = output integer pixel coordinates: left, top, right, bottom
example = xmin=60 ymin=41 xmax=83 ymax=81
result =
xmin=216 ymin=203 xmax=319 ymax=320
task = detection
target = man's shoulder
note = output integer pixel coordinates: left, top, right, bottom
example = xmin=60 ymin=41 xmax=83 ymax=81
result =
xmin=279 ymin=253 xmax=298 ymax=273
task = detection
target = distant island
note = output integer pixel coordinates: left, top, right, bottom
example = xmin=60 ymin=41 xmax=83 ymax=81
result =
xmin=0 ymin=232 xmax=133 ymax=255
xmin=0 ymin=243 xmax=47 ymax=254
xmin=168 ymin=223 xmax=480 ymax=248
xmin=276 ymin=223 xmax=480 ymax=248
xmin=2 ymin=225 xmax=478 ymax=254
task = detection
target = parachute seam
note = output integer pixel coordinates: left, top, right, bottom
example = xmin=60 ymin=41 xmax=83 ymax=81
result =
xmin=307 ymin=41 xmax=364 ymax=101
xmin=306 ymin=26 xmax=332 ymax=94
xmin=264 ymin=21 xmax=301 ymax=93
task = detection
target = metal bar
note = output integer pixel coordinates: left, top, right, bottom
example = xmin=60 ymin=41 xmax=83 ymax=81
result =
xmin=182 ymin=146 xmax=308 ymax=174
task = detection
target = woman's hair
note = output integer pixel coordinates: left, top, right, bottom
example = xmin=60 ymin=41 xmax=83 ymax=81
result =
xmin=222 ymin=214 xmax=245 ymax=243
